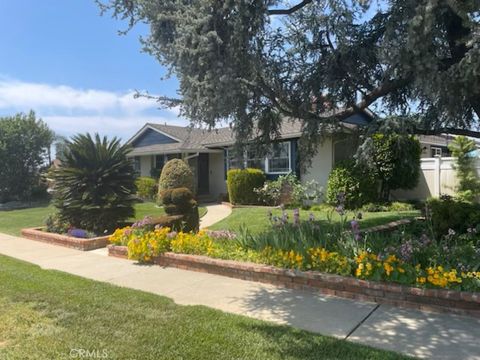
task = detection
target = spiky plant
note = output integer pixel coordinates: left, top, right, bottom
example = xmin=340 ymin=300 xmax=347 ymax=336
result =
xmin=51 ymin=133 xmax=136 ymax=234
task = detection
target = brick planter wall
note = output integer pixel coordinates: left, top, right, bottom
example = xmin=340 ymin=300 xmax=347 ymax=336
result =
xmin=107 ymin=245 xmax=480 ymax=317
xmin=22 ymin=228 xmax=109 ymax=251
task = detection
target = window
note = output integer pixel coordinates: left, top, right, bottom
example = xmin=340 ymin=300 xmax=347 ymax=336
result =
xmin=246 ymin=147 xmax=265 ymax=170
xmin=155 ymin=155 xmax=165 ymax=170
xmin=267 ymin=142 xmax=291 ymax=173
xmin=226 ymin=141 xmax=291 ymax=174
xmin=431 ymin=147 xmax=442 ymax=157
xmin=132 ymin=156 xmax=141 ymax=173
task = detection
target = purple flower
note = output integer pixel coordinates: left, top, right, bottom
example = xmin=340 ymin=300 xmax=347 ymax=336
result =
xmin=350 ymin=220 xmax=361 ymax=241
xmin=335 ymin=205 xmax=345 ymax=216
xmin=68 ymin=228 xmax=87 ymax=238
xmin=293 ymin=208 xmax=300 ymax=226
xmin=281 ymin=211 xmax=289 ymax=224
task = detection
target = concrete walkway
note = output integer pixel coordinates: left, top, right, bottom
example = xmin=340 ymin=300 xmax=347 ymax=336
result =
xmin=0 ymin=233 xmax=479 ymax=360
xmin=199 ymin=203 xmax=232 ymax=228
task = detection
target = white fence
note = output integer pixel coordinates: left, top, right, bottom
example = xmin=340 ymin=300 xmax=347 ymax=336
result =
xmin=392 ymin=157 xmax=480 ymax=200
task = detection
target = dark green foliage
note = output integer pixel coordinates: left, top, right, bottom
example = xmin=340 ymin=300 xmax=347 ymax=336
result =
xmin=426 ymin=196 xmax=480 ymax=236
xmin=358 ymin=134 xmax=421 ymax=201
xmin=448 ymin=136 xmax=480 ymax=201
xmin=0 ymin=111 xmax=54 ymax=202
xmin=326 ymin=161 xmax=377 ymax=209
xmin=161 ymin=187 xmax=199 ymax=232
xmin=101 ymin=0 xmax=480 ymax=160
xmin=227 ymin=168 xmax=265 ymax=205
xmin=44 ymin=213 xmax=70 ymax=234
xmin=135 ymin=177 xmax=158 ymax=201
xmin=51 ymin=133 xmax=136 ymax=234
xmin=158 ymin=159 xmax=194 ymax=197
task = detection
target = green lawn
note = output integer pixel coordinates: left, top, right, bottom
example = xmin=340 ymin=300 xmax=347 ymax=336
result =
xmin=209 ymin=207 xmax=420 ymax=234
xmin=0 ymin=202 xmax=207 ymax=236
xmin=0 ymin=255 xmax=410 ymax=360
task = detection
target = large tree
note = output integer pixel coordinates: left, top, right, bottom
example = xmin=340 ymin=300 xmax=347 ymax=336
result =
xmin=0 ymin=112 xmax=55 ymax=202
xmin=100 ymin=0 xmax=480 ymax=157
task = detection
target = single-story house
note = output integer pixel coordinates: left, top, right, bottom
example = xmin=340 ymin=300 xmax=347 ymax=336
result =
xmin=126 ymin=114 xmax=473 ymax=200
xmin=126 ymin=112 xmax=374 ymax=200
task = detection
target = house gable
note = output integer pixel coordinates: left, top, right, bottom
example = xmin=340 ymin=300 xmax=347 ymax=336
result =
xmin=131 ymin=128 xmax=179 ymax=148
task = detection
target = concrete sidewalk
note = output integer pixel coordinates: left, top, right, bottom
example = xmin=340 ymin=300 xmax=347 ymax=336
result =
xmin=1 ymin=233 xmax=479 ymax=360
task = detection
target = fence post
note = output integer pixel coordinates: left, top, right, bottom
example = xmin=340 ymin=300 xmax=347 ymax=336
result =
xmin=434 ymin=156 xmax=441 ymax=196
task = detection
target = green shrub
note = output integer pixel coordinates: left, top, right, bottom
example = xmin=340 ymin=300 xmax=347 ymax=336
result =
xmin=161 ymin=187 xmax=199 ymax=232
xmin=326 ymin=161 xmax=377 ymax=209
xmin=426 ymin=196 xmax=480 ymax=236
xmin=135 ymin=177 xmax=158 ymax=200
xmin=448 ymin=136 xmax=480 ymax=202
xmin=389 ymin=201 xmax=415 ymax=212
xmin=50 ymin=133 xmax=136 ymax=234
xmin=158 ymin=159 xmax=194 ymax=197
xmin=360 ymin=133 xmax=421 ymax=201
xmin=227 ymin=168 xmax=265 ymax=205
xmin=360 ymin=201 xmax=415 ymax=212
xmin=45 ymin=213 xmax=70 ymax=234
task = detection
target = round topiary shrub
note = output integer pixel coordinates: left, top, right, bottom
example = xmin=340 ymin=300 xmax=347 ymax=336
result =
xmin=158 ymin=159 xmax=195 ymax=199
xmin=326 ymin=160 xmax=377 ymax=209
xmin=227 ymin=168 xmax=265 ymax=205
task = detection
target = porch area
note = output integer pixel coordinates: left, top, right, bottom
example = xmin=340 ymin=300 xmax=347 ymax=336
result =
xmin=131 ymin=151 xmax=227 ymax=201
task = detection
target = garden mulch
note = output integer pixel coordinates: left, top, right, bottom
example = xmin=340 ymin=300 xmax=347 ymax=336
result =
xmin=1 ymin=232 xmax=479 ymax=360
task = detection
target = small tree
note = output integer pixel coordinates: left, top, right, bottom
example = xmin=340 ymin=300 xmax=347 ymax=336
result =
xmin=448 ymin=136 xmax=480 ymax=201
xmin=0 ymin=111 xmax=54 ymax=202
xmin=359 ymin=134 xmax=421 ymax=201
xmin=51 ymin=133 xmax=136 ymax=233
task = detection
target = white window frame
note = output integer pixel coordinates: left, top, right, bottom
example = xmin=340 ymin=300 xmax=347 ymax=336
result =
xmin=266 ymin=141 xmax=291 ymax=175
xmin=431 ymin=146 xmax=442 ymax=157
xmin=226 ymin=141 xmax=292 ymax=175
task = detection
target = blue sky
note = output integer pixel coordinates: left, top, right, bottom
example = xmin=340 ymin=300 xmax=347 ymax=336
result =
xmin=0 ymin=0 xmax=187 ymax=140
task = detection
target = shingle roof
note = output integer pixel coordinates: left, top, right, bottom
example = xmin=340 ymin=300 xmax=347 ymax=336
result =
xmin=130 ymin=111 xmax=373 ymax=155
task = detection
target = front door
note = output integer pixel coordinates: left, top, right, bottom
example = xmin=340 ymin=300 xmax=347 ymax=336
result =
xmin=197 ymin=153 xmax=209 ymax=195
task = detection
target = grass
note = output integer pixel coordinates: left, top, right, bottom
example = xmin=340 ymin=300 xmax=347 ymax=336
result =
xmin=209 ymin=207 xmax=420 ymax=234
xmin=0 ymin=202 xmax=207 ymax=236
xmin=0 ymin=255 xmax=411 ymax=360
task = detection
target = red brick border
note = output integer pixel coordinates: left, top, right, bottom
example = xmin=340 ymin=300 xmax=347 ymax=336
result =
xmin=22 ymin=227 xmax=109 ymax=251
xmin=107 ymin=245 xmax=480 ymax=317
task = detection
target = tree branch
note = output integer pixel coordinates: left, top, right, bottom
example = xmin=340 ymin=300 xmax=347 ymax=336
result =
xmin=267 ymin=0 xmax=313 ymax=15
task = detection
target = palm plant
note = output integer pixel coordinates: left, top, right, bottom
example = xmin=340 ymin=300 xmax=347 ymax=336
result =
xmin=51 ymin=133 xmax=136 ymax=234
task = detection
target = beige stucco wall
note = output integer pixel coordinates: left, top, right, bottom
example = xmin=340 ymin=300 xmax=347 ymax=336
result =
xmin=300 ymin=138 xmax=333 ymax=190
xmin=209 ymin=152 xmax=227 ymax=199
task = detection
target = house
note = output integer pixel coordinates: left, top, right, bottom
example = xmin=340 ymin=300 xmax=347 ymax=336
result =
xmin=126 ymin=113 xmax=373 ymax=200
xmin=126 ymin=115 xmax=471 ymax=200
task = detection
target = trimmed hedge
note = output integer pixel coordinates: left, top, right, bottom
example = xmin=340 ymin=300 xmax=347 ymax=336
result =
xmin=227 ymin=168 xmax=265 ymax=205
xmin=158 ymin=159 xmax=194 ymax=197
xmin=135 ymin=177 xmax=158 ymax=201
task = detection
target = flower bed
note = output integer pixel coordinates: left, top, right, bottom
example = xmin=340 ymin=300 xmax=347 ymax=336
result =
xmin=22 ymin=227 xmax=109 ymax=251
xmin=107 ymin=244 xmax=480 ymax=317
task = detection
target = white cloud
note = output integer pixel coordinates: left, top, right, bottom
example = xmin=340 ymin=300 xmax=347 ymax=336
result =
xmin=42 ymin=115 xmax=188 ymax=140
xmin=0 ymin=78 xmax=159 ymax=113
xmin=0 ymin=77 xmax=189 ymax=140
